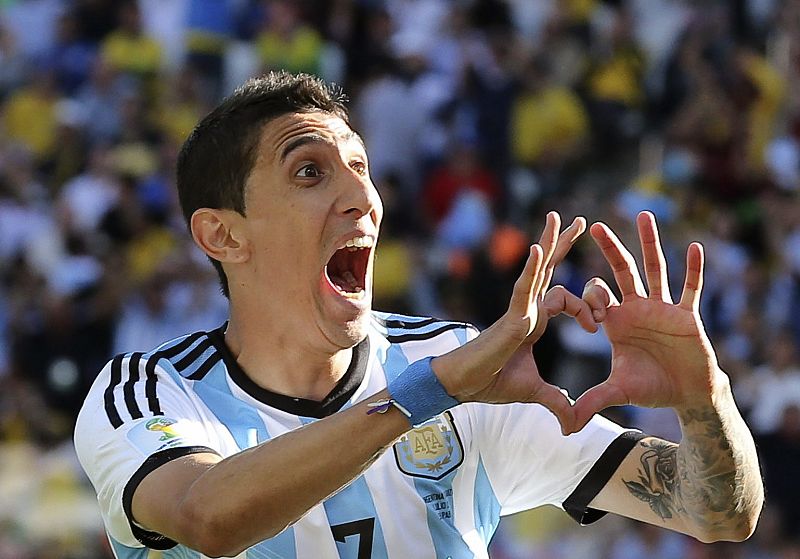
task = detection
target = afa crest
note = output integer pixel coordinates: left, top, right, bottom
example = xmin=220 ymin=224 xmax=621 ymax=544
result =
xmin=393 ymin=412 xmax=463 ymax=480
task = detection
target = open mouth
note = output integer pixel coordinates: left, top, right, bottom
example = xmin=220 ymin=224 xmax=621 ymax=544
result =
xmin=324 ymin=239 xmax=372 ymax=298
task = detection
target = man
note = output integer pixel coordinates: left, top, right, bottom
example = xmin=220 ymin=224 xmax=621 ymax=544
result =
xmin=75 ymin=72 xmax=763 ymax=558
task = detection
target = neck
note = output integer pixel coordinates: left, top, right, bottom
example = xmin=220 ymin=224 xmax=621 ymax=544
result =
xmin=223 ymin=306 xmax=353 ymax=402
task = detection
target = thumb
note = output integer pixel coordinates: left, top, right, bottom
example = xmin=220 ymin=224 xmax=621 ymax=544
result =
xmin=531 ymin=382 xmax=575 ymax=436
xmin=570 ymin=381 xmax=628 ymax=433
xmin=582 ymin=277 xmax=619 ymax=323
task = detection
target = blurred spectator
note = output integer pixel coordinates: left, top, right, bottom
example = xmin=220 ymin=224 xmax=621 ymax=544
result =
xmin=720 ymin=305 xmax=766 ymax=372
xmin=436 ymin=188 xmax=494 ymax=252
xmin=256 ymin=0 xmax=323 ymax=75
xmin=697 ymin=209 xmax=752 ymax=336
xmin=8 ymin=252 xmax=109 ymax=434
xmin=459 ymin=36 xmax=517 ymax=183
xmin=0 ymin=22 xmax=27 ymax=99
xmin=109 ymin=90 xmax=160 ymax=176
xmin=49 ymin=12 xmax=97 ymax=95
xmin=736 ymin=47 xmax=785 ymax=173
xmin=386 ymin=0 xmax=449 ymax=47
xmin=465 ymin=223 xmax=531 ymax=329
xmin=354 ymin=62 xmax=427 ymax=194
xmin=138 ymin=0 xmax=188 ymax=72
xmin=0 ymin=147 xmax=60 ymax=278
xmin=75 ymin=59 xmax=128 ymax=145
xmin=72 ymin=0 xmax=126 ymax=44
xmin=423 ymin=142 xmax=501 ymax=225
xmin=782 ymin=206 xmax=800 ymax=348
xmin=57 ymin=145 xmax=119 ymax=234
xmin=2 ymin=70 xmax=59 ymax=162
xmin=343 ymin=5 xmax=394 ymax=86
xmin=740 ymin=332 xmax=800 ymax=435
xmin=756 ymin=404 xmax=800 ymax=542
xmin=113 ymin=270 xmax=227 ymax=355
xmin=47 ymin=99 xmax=92 ymax=189
xmin=0 ymin=0 xmax=64 ymax=59
xmin=184 ymin=0 xmax=233 ymax=101
xmin=99 ymin=1 xmax=161 ymax=95
xmin=584 ymin=5 xmax=646 ymax=153
xmin=510 ymin=56 xmax=589 ymax=199
xmin=766 ymin=114 xmax=800 ymax=192
xmin=372 ymin=174 xmax=415 ymax=313
xmin=156 ymin=66 xmax=209 ymax=147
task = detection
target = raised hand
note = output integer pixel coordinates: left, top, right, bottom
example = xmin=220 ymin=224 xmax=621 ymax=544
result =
xmin=433 ymin=212 xmax=595 ymax=434
xmin=570 ymin=211 xmax=722 ymax=432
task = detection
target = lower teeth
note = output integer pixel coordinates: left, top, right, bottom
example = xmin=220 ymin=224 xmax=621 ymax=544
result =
xmin=339 ymin=287 xmax=363 ymax=297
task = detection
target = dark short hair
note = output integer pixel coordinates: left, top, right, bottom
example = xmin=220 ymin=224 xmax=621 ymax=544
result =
xmin=177 ymin=71 xmax=350 ymax=297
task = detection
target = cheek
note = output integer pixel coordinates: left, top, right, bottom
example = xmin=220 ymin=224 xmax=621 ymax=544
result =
xmin=246 ymin=195 xmax=330 ymax=276
xmin=250 ymin=226 xmax=319 ymax=284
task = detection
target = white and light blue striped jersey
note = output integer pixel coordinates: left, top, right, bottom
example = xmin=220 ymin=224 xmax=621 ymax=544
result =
xmin=74 ymin=312 xmax=640 ymax=559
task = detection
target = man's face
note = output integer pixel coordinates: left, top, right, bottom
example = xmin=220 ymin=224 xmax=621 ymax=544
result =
xmin=237 ymin=111 xmax=383 ymax=349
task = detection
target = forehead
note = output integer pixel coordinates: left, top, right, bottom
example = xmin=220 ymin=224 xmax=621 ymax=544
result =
xmin=258 ymin=111 xmax=363 ymax=163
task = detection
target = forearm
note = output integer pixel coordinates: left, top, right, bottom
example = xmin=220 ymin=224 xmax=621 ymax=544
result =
xmin=163 ymin=391 xmax=410 ymax=556
xmin=623 ymin=372 xmax=764 ymax=542
xmin=671 ymin=371 xmax=764 ymax=541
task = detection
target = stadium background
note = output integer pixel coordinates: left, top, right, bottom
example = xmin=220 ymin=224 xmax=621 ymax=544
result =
xmin=0 ymin=0 xmax=799 ymax=557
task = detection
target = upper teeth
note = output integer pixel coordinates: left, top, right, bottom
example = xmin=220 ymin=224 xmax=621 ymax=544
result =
xmin=343 ymin=236 xmax=374 ymax=249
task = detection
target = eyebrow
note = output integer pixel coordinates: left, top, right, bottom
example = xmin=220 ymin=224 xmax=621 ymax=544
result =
xmin=278 ymin=129 xmax=366 ymax=164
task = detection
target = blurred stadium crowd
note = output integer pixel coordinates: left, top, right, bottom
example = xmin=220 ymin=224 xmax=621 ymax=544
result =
xmin=1 ymin=0 xmax=800 ymax=557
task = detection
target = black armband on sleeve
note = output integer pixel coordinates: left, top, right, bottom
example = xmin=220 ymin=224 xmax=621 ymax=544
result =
xmin=122 ymin=445 xmax=221 ymax=550
xmin=563 ymin=431 xmax=645 ymax=525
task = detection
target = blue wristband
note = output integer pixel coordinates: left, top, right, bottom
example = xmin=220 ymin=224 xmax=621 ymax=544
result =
xmin=387 ymin=357 xmax=459 ymax=426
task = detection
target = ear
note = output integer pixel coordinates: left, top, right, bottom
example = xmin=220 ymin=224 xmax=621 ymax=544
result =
xmin=190 ymin=208 xmax=249 ymax=264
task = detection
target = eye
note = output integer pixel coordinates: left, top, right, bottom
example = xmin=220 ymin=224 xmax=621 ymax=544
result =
xmin=296 ymin=163 xmax=322 ymax=178
xmin=350 ymin=160 xmax=367 ymax=176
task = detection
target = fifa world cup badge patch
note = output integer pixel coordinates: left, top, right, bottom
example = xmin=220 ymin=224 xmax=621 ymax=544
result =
xmin=393 ymin=412 xmax=464 ymax=480
xmin=126 ymin=417 xmax=186 ymax=455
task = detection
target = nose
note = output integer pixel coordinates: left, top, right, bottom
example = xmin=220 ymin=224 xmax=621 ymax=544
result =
xmin=339 ymin=169 xmax=383 ymax=225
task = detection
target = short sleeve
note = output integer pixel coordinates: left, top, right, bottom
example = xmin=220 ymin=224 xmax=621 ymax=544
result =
xmin=74 ymin=354 xmax=222 ymax=549
xmin=464 ymin=402 xmax=642 ymax=523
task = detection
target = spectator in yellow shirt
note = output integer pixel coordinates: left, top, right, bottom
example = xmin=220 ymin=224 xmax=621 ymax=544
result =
xmin=735 ymin=47 xmax=785 ymax=171
xmin=100 ymin=2 xmax=161 ymax=83
xmin=155 ymin=68 xmax=208 ymax=148
xmin=510 ymin=58 xmax=589 ymax=171
xmin=2 ymin=70 xmax=59 ymax=161
xmin=256 ymin=0 xmax=323 ymax=75
xmin=584 ymin=8 xmax=645 ymax=151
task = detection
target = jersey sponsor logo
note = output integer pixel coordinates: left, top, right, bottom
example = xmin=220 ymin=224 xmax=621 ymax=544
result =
xmin=126 ymin=417 xmax=186 ymax=455
xmin=393 ymin=412 xmax=464 ymax=480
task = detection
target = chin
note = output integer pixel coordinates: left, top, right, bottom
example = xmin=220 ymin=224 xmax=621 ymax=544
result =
xmin=328 ymin=310 xmax=371 ymax=349
xmin=315 ymin=273 xmax=374 ymax=349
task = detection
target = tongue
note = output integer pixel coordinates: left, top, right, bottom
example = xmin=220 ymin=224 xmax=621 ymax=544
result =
xmin=331 ymin=270 xmax=361 ymax=293
xmin=343 ymin=271 xmax=359 ymax=289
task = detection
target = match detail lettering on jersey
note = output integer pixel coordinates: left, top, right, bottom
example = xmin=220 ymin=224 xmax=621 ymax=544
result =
xmin=393 ymin=411 xmax=463 ymax=480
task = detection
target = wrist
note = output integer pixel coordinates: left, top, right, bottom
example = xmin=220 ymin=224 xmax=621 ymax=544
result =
xmin=429 ymin=353 xmax=467 ymax=402
xmin=388 ymin=357 xmax=459 ymax=426
xmin=674 ymin=368 xmax=732 ymax=422
xmin=429 ymin=320 xmax=521 ymax=402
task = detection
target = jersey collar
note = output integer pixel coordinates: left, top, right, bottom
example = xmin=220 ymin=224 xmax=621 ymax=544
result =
xmin=208 ymin=325 xmax=370 ymax=418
